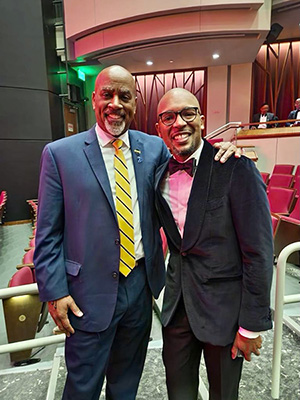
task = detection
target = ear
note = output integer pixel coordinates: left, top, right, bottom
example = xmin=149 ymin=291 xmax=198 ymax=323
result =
xmin=134 ymin=96 xmax=137 ymax=114
xmin=155 ymin=122 xmax=161 ymax=137
xmin=92 ymin=91 xmax=96 ymax=110
xmin=200 ymin=115 xmax=205 ymax=130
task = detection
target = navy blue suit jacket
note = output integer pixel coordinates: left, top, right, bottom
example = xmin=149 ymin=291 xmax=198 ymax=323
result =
xmin=155 ymin=140 xmax=273 ymax=346
xmin=34 ymin=127 xmax=170 ymax=332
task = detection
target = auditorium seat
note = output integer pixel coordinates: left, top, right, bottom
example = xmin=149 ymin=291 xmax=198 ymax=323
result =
xmin=3 ymin=267 xmax=43 ymax=363
xmin=292 ymin=174 xmax=300 ymax=197
xmin=267 ymin=187 xmax=296 ymax=215
xmin=294 ymin=165 xmax=300 ymax=176
xmin=260 ymin=172 xmax=270 ymax=185
xmin=271 ymin=215 xmax=279 ymax=236
xmin=16 ymin=248 xmax=35 ymax=270
xmin=272 ymin=164 xmax=295 ymax=174
xmin=0 ymin=190 xmax=7 ymax=224
xmin=268 ymin=173 xmax=294 ymax=189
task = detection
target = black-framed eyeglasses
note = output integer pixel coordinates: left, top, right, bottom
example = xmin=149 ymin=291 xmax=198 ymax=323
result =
xmin=158 ymin=107 xmax=199 ymax=126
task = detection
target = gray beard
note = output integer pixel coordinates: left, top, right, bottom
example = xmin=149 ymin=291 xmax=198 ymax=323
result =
xmin=105 ymin=119 xmax=126 ymax=136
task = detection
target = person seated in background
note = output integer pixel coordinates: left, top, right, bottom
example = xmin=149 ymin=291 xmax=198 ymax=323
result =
xmin=251 ymin=103 xmax=278 ymax=129
xmin=286 ymin=98 xmax=300 ymax=126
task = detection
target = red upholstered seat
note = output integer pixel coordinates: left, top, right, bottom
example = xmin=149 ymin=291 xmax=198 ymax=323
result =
xmin=282 ymin=196 xmax=300 ymax=222
xmin=9 ymin=267 xmax=35 ymax=287
xmin=267 ymin=187 xmax=296 ymax=215
xmin=272 ymin=164 xmax=295 ymax=174
xmin=294 ymin=165 xmax=300 ymax=176
xmin=268 ymin=174 xmax=294 ymax=189
xmin=271 ymin=215 xmax=279 ymax=235
xmin=23 ymin=248 xmax=35 ymax=264
xmin=292 ymin=175 xmax=300 ymax=197
xmin=260 ymin=172 xmax=270 ymax=184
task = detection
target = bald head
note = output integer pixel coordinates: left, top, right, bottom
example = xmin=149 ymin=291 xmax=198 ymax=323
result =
xmin=157 ymin=88 xmax=201 ymax=117
xmin=156 ymin=88 xmax=204 ymax=162
xmin=92 ymin=65 xmax=137 ymax=137
xmin=95 ymin=65 xmax=136 ymax=96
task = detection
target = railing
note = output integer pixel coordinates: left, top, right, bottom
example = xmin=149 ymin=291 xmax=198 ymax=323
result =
xmin=205 ymin=121 xmax=242 ymax=142
xmin=271 ymin=242 xmax=300 ymax=400
xmin=205 ymin=118 xmax=300 ymax=142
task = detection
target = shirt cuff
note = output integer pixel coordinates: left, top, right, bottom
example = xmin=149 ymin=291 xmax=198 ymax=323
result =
xmin=238 ymin=327 xmax=261 ymax=339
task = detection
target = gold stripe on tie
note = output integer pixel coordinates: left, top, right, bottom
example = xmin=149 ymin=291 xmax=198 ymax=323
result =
xmin=112 ymin=139 xmax=135 ymax=276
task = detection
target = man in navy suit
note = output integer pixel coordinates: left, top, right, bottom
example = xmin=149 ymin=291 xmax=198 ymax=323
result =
xmin=34 ymin=65 xmax=238 ymax=400
xmin=34 ymin=65 xmax=172 ymax=400
xmin=286 ymin=98 xmax=300 ymax=126
xmin=155 ymin=88 xmax=273 ymax=400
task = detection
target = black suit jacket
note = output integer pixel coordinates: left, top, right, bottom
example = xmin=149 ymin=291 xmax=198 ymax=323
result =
xmin=252 ymin=112 xmax=278 ymax=128
xmin=155 ymin=140 xmax=273 ymax=346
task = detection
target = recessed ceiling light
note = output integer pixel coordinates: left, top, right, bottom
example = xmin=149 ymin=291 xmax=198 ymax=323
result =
xmin=212 ymin=53 xmax=220 ymax=59
xmin=146 ymin=60 xmax=153 ymax=66
xmin=169 ymin=60 xmax=174 ymax=63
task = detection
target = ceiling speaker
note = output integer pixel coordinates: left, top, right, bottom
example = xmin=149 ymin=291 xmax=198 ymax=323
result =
xmin=265 ymin=23 xmax=283 ymax=44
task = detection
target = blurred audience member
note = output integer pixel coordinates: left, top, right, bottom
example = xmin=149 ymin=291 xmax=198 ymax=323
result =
xmin=286 ymin=98 xmax=300 ymax=127
xmin=251 ymin=103 xmax=278 ymax=129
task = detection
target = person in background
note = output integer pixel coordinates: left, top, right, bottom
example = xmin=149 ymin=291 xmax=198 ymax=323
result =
xmin=286 ymin=98 xmax=300 ymax=126
xmin=155 ymin=88 xmax=273 ymax=400
xmin=34 ymin=65 xmax=238 ymax=400
xmin=251 ymin=102 xmax=278 ymax=129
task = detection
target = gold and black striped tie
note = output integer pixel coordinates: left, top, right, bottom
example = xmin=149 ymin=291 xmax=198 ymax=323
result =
xmin=112 ymin=139 xmax=135 ymax=276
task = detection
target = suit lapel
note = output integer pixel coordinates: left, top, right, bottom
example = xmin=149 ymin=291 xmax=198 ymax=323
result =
xmin=182 ymin=140 xmax=214 ymax=251
xmin=83 ymin=127 xmax=116 ymax=219
xmin=155 ymin=161 xmax=182 ymax=250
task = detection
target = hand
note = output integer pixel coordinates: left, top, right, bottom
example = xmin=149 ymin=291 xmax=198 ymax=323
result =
xmin=231 ymin=331 xmax=262 ymax=362
xmin=48 ymin=295 xmax=83 ymax=337
xmin=213 ymin=141 xmax=241 ymax=163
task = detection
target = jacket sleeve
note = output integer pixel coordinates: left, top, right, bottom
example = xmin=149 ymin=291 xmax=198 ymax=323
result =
xmin=33 ymin=145 xmax=69 ymax=302
xmin=229 ymin=157 xmax=273 ymax=332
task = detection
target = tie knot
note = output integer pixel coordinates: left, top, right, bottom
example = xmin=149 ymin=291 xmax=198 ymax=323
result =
xmin=112 ymin=139 xmax=123 ymax=151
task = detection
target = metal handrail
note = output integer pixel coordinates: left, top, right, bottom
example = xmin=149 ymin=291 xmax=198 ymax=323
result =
xmin=205 ymin=122 xmax=242 ymax=139
xmin=271 ymin=242 xmax=300 ymax=399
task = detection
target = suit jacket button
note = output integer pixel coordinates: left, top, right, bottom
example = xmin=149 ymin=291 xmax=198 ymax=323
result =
xmin=112 ymin=272 xmax=118 ymax=279
xmin=115 ymin=239 xmax=120 ymax=245
xmin=181 ymin=252 xmax=187 ymax=256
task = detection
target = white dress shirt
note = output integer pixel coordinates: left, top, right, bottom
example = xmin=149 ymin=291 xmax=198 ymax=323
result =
xmin=95 ymin=124 xmax=144 ymax=261
xmin=258 ymin=114 xmax=267 ymax=129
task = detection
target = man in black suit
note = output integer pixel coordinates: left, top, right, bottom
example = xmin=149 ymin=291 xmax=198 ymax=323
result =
xmin=286 ymin=98 xmax=300 ymax=126
xmin=155 ymin=88 xmax=273 ymax=400
xmin=251 ymin=102 xmax=278 ymax=128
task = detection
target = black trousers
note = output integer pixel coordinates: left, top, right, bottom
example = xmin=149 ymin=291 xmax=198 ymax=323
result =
xmin=62 ymin=261 xmax=152 ymax=400
xmin=162 ymin=298 xmax=243 ymax=400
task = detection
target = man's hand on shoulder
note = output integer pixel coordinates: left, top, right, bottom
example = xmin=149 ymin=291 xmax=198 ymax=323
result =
xmin=231 ymin=331 xmax=262 ymax=362
xmin=213 ymin=141 xmax=241 ymax=163
xmin=48 ymin=295 xmax=83 ymax=337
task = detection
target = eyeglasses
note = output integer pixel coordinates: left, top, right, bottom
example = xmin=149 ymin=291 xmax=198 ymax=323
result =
xmin=158 ymin=107 xmax=199 ymax=126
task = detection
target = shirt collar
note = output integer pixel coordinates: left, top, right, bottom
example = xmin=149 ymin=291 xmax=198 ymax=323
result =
xmin=95 ymin=123 xmax=130 ymax=148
